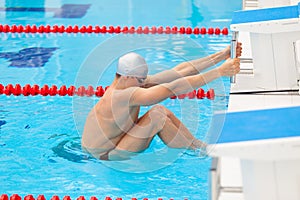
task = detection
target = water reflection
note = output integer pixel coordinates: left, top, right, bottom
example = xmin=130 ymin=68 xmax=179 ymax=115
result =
xmin=180 ymin=0 xmax=204 ymax=27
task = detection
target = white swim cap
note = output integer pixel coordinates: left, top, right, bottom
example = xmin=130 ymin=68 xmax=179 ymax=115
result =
xmin=117 ymin=52 xmax=148 ymax=78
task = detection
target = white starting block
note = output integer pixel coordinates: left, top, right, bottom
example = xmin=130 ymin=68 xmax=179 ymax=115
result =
xmin=231 ymin=2 xmax=300 ymax=91
xmin=208 ymin=106 xmax=300 ymax=200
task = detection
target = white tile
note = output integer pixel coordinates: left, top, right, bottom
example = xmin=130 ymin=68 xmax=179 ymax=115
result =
xmin=220 ymin=157 xmax=243 ymax=187
xmin=219 ymin=192 xmax=245 ymax=200
xmin=228 ymin=94 xmax=300 ymax=112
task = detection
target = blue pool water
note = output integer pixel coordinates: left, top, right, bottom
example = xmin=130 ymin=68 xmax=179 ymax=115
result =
xmin=0 ymin=0 xmax=241 ymax=199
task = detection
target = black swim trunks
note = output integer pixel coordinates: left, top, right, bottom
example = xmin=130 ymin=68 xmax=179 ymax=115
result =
xmin=99 ymin=151 xmax=110 ymax=160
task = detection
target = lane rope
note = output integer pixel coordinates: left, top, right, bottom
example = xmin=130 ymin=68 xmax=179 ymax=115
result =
xmin=0 ymin=84 xmax=215 ymax=100
xmin=0 ymin=194 xmax=189 ymax=200
xmin=0 ymin=24 xmax=229 ymax=35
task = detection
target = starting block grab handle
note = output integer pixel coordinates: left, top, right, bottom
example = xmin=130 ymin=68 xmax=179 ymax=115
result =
xmin=230 ymin=31 xmax=239 ymax=84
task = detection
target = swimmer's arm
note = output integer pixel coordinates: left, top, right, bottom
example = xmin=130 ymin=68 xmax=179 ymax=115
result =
xmin=144 ymin=47 xmax=230 ymax=87
xmin=132 ymin=58 xmax=239 ymax=106
xmin=132 ymin=68 xmax=221 ymax=106
xmin=174 ymin=49 xmax=229 ymax=75
xmin=184 ymin=43 xmax=241 ymax=74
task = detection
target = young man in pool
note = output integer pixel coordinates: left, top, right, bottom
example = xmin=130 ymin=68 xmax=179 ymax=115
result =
xmin=82 ymin=43 xmax=242 ymax=161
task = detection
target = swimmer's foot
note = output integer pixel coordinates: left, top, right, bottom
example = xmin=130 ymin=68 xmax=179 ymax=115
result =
xmin=191 ymin=139 xmax=207 ymax=157
xmin=191 ymin=139 xmax=207 ymax=149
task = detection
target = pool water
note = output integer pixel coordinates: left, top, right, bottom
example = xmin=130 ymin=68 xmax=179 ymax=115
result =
xmin=0 ymin=0 xmax=242 ymax=199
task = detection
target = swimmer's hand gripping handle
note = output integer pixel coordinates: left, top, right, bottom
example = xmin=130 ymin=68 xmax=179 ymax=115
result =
xmin=230 ymin=31 xmax=239 ymax=84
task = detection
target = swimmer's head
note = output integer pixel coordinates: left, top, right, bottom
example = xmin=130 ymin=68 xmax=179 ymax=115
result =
xmin=116 ymin=52 xmax=148 ymax=78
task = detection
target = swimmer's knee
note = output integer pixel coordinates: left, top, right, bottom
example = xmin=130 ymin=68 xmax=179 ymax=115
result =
xmin=150 ymin=105 xmax=165 ymax=111
xmin=150 ymin=105 xmax=168 ymax=115
xmin=149 ymin=105 xmax=168 ymax=123
xmin=151 ymin=105 xmax=174 ymax=120
xmin=149 ymin=105 xmax=164 ymax=117
xmin=148 ymin=105 xmax=175 ymax=130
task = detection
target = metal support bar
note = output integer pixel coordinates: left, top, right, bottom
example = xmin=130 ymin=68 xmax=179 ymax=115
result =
xmin=209 ymin=157 xmax=244 ymax=200
xmin=240 ymin=58 xmax=253 ymax=63
xmin=209 ymin=157 xmax=220 ymax=200
xmin=293 ymin=40 xmax=300 ymax=95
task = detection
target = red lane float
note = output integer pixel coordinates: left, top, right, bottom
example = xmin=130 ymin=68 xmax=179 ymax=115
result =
xmin=0 ymin=84 xmax=215 ymax=100
xmin=0 ymin=24 xmax=229 ymax=35
xmin=0 ymin=195 xmax=188 ymax=200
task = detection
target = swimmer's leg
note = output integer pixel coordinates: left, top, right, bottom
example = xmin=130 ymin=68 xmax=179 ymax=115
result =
xmin=109 ymin=105 xmax=205 ymax=160
xmin=157 ymin=105 xmax=206 ymax=149
xmin=108 ymin=105 xmax=165 ymax=160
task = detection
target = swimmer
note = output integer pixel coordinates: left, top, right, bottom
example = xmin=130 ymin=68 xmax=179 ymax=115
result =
xmin=82 ymin=43 xmax=242 ymax=161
